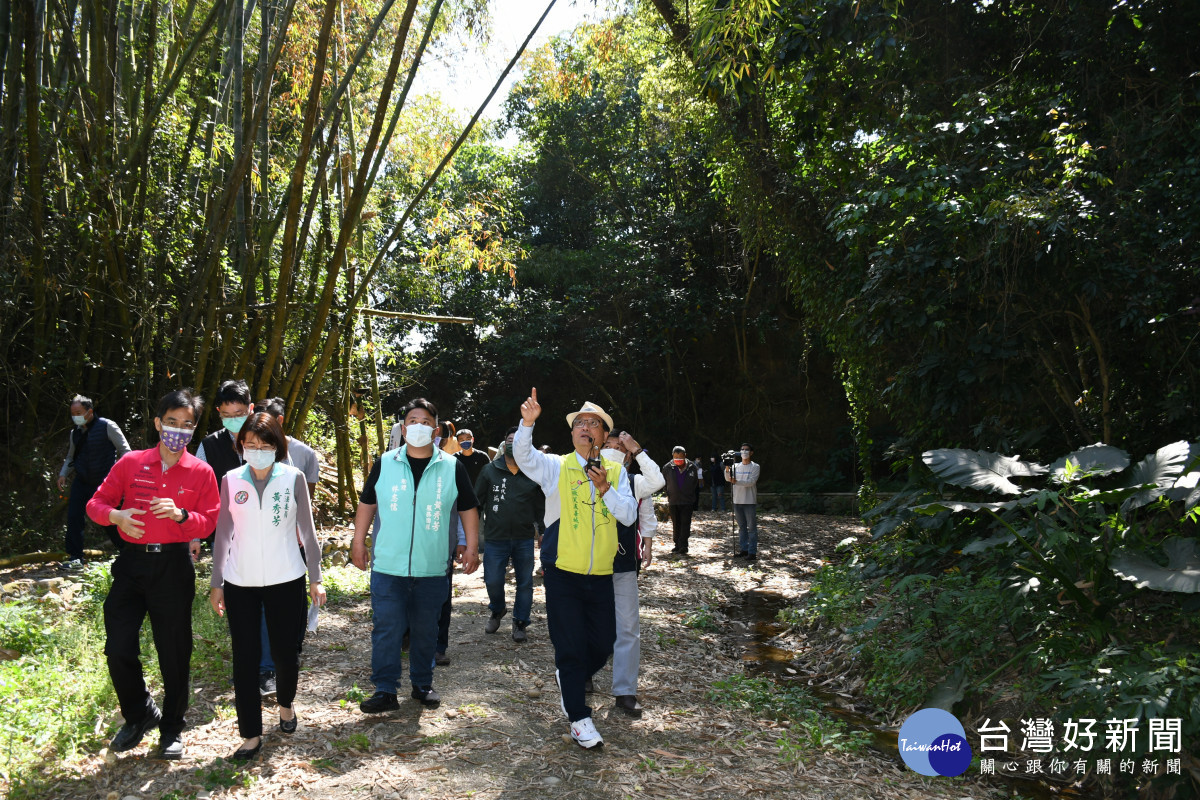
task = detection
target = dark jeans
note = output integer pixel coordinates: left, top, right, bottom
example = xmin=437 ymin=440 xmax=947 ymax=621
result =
xmin=710 ymin=484 xmax=726 ymax=512
xmin=437 ymin=569 xmax=452 ymax=655
xmin=669 ymin=504 xmax=694 ymax=553
xmin=542 ymin=565 xmax=615 ymax=722
xmin=370 ymin=572 xmax=448 ymax=692
xmin=484 ymin=538 xmax=535 ymax=624
xmin=225 ymin=577 xmax=306 ymax=738
xmin=103 ymin=548 xmax=195 ymax=738
xmin=66 ymin=477 xmax=121 ymax=559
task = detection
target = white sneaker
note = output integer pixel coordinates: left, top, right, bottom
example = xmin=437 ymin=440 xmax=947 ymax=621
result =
xmin=554 ymin=669 xmax=568 ymax=719
xmin=570 ymin=716 xmax=604 ymax=749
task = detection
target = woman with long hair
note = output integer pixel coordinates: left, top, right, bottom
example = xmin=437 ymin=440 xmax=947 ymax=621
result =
xmin=209 ymin=413 xmax=326 ymax=761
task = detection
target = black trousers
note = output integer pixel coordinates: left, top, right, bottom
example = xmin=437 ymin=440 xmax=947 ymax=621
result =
xmin=669 ymin=504 xmax=694 ymax=553
xmin=103 ymin=548 xmax=195 ymax=737
xmin=543 ymin=565 xmax=615 ymax=722
xmin=66 ymin=478 xmax=121 ymax=559
xmin=225 ymin=577 xmax=306 ymax=739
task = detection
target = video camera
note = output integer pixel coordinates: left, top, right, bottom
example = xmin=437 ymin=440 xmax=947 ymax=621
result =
xmin=720 ymin=450 xmax=740 ymax=468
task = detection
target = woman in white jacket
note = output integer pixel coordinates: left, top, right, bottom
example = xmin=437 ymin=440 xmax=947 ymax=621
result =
xmin=209 ymin=413 xmax=325 ymax=761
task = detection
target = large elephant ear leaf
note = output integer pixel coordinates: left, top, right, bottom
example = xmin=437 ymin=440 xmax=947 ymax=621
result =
xmin=1122 ymin=441 xmax=1192 ymax=512
xmin=1048 ymin=444 xmax=1130 ymax=484
xmin=922 ymin=449 xmax=1048 ymax=496
xmin=1111 ymin=538 xmax=1200 ymax=593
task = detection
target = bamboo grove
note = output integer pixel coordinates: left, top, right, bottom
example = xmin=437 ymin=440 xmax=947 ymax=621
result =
xmin=0 ymin=0 xmax=545 ymax=506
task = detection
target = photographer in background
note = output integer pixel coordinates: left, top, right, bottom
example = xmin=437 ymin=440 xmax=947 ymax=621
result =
xmin=725 ymin=444 xmax=761 ymax=561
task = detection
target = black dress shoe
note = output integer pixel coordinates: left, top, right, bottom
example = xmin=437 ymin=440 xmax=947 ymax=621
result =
xmin=280 ymin=708 xmax=298 ymax=734
xmin=360 ymin=691 xmax=400 ymax=714
xmin=158 ymin=733 xmax=184 ymax=760
xmin=232 ymin=738 xmax=262 ymax=762
xmin=110 ymin=707 xmax=162 ymax=752
xmin=614 ymin=695 xmax=644 ymax=718
xmin=734 ymin=550 xmax=748 ymax=558
xmin=411 ymin=686 xmax=441 ymax=708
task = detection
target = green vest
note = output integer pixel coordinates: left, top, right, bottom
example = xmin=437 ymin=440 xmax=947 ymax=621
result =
xmin=374 ymin=446 xmax=460 ymax=577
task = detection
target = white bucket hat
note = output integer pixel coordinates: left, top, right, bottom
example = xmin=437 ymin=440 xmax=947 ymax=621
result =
xmin=565 ymin=401 xmax=613 ymax=432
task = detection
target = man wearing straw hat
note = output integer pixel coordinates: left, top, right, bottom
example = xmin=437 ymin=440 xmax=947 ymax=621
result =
xmin=514 ymin=389 xmax=636 ymax=749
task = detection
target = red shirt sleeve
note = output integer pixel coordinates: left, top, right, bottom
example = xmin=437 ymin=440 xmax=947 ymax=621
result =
xmin=86 ymin=453 xmax=130 ymax=526
xmin=181 ymin=460 xmax=220 ymax=539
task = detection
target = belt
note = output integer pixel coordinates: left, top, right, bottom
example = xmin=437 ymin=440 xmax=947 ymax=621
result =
xmin=126 ymin=541 xmax=190 ymax=553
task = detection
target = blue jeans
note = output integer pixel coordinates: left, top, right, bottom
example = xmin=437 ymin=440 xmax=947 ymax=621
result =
xmin=483 ymin=539 xmax=535 ymax=625
xmin=735 ymin=504 xmax=758 ymax=554
xmin=370 ymin=572 xmax=448 ymax=692
xmin=710 ymin=484 xmax=726 ymax=512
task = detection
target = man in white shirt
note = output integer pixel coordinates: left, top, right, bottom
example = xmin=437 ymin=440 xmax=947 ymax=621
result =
xmin=726 ymin=443 xmax=761 ymax=561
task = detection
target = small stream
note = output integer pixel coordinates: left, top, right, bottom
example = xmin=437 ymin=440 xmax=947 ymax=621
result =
xmin=724 ymin=590 xmax=1088 ymax=799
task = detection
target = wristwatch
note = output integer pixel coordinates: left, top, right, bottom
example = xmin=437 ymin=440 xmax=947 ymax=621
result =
xmin=177 ymin=508 xmax=189 ymax=524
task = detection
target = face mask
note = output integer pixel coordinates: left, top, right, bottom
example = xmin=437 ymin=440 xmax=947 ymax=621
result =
xmin=404 ymin=423 xmax=434 ymax=448
xmin=461 ymin=440 xmax=473 ymax=451
xmin=673 ymin=457 xmax=685 ymax=466
xmin=741 ymin=450 xmax=751 ymax=459
xmin=243 ymin=448 xmax=276 ymax=470
xmin=601 ymin=448 xmax=624 ymax=464
xmin=71 ymin=415 xmax=88 ymax=427
xmin=222 ymin=415 xmax=249 ymax=435
xmin=503 ymin=442 xmax=513 ymax=456
xmin=160 ymin=426 xmax=194 ymax=453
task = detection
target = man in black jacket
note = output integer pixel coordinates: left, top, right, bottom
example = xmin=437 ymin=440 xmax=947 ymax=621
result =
xmin=196 ymin=379 xmax=253 ymax=481
xmin=474 ymin=427 xmax=544 ymax=642
xmin=57 ymin=395 xmax=132 ymax=568
xmin=661 ymin=446 xmax=700 ymax=555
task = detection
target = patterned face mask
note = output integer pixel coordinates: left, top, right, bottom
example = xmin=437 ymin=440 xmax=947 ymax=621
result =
xmin=160 ymin=426 xmax=194 ymax=452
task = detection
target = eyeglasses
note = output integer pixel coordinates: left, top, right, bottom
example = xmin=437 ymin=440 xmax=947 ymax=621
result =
xmin=572 ymin=418 xmax=602 ymax=429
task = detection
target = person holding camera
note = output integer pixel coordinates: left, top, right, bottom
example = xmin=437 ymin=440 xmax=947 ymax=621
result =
xmin=726 ymin=444 xmax=761 ymax=560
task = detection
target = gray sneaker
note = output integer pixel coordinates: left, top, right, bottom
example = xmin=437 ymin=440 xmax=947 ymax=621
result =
xmin=512 ymin=621 xmax=528 ymax=642
xmin=485 ymin=612 xmax=505 ymax=634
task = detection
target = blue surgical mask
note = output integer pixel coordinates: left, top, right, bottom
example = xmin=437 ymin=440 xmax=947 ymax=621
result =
xmin=222 ymin=415 xmax=249 ymax=435
xmin=243 ymin=448 xmax=276 ymax=470
xmin=461 ymin=440 xmax=473 ymax=451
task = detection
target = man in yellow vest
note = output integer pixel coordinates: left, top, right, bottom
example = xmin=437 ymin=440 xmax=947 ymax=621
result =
xmin=514 ymin=389 xmax=636 ymax=749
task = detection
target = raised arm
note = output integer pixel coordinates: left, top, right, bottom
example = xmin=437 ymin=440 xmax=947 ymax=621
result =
xmin=514 ymin=388 xmax=559 ymax=494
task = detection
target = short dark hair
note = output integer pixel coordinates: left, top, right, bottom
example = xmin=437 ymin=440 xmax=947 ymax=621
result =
xmin=157 ymin=389 xmax=204 ymax=421
xmin=237 ymin=412 xmax=289 ymax=462
xmin=741 ymin=443 xmax=753 ymax=451
xmin=70 ymin=394 xmax=94 ymax=410
xmin=672 ymin=445 xmax=686 ymax=454
xmin=215 ymin=379 xmax=252 ymax=407
xmin=505 ymin=425 xmax=519 ymax=437
xmin=607 ymin=430 xmax=624 ymax=441
xmin=401 ymin=397 xmax=438 ymax=421
xmin=258 ymin=396 xmax=286 ymax=418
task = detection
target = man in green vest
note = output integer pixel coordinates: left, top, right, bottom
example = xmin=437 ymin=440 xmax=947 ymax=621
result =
xmin=514 ymin=389 xmax=636 ymax=749
xmin=350 ymin=398 xmax=480 ymax=712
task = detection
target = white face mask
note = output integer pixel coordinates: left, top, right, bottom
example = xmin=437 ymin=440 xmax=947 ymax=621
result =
xmin=243 ymin=449 xmax=276 ymax=470
xmin=600 ymin=448 xmax=624 ymax=464
xmin=71 ymin=415 xmax=88 ymax=427
xmin=741 ymin=450 xmax=751 ymax=459
xmin=404 ymin=422 xmax=435 ymax=448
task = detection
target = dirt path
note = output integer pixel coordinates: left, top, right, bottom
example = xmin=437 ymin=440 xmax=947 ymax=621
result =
xmin=46 ymin=512 xmax=999 ymax=800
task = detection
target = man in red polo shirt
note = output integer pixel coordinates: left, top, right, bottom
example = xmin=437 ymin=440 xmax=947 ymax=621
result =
xmin=88 ymin=388 xmax=220 ymax=760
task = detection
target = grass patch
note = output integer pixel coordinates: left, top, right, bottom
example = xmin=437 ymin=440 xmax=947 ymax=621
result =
xmin=682 ymin=604 xmax=720 ymax=632
xmin=708 ymin=674 xmax=869 ymax=759
xmin=323 ymin=564 xmax=369 ymax=605
xmin=0 ymin=559 xmax=235 ymax=797
xmin=333 ymin=732 xmax=370 ymax=752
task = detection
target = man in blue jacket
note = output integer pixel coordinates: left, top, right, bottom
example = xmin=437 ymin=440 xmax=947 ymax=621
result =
xmin=351 ymin=398 xmax=480 ymax=712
